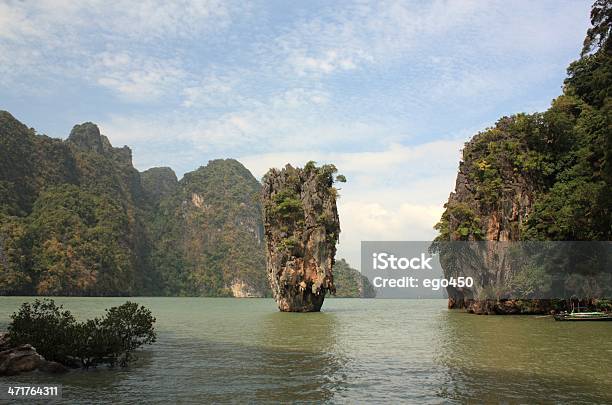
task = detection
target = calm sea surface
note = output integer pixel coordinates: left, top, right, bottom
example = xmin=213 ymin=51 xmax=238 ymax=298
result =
xmin=0 ymin=297 xmax=610 ymax=404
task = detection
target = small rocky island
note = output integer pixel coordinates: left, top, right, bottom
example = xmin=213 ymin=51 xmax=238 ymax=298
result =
xmin=262 ymin=162 xmax=344 ymax=312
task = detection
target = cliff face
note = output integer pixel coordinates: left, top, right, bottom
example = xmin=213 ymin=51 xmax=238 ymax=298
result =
xmin=436 ymin=4 xmax=612 ymax=313
xmin=0 ymin=113 xmax=146 ymax=295
xmin=0 ymin=113 xmax=269 ymax=297
xmin=262 ymin=163 xmax=341 ymax=312
xmin=149 ymin=159 xmax=268 ymax=297
xmin=141 ymin=167 xmax=179 ymax=204
xmin=437 ymin=119 xmax=541 ymax=311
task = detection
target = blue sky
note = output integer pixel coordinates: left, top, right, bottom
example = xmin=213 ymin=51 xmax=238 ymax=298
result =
xmin=0 ymin=0 xmax=592 ymax=266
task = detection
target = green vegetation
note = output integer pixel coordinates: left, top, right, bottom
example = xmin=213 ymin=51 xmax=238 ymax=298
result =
xmin=145 ymin=159 xmax=268 ymax=297
xmin=8 ymin=299 xmax=156 ymax=368
xmin=436 ymin=0 xmax=612 ymax=242
xmin=0 ymin=114 xmax=268 ymax=296
xmin=263 ymin=162 xmax=344 ymax=247
xmin=434 ymin=2 xmax=612 ymax=307
xmin=271 ymin=189 xmax=304 ymax=220
xmin=0 ymin=120 xmax=144 ymax=296
xmin=435 ymin=202 xmax=484 ymax=241
xmin=332 ymin=259 xmax=376 ymax=298
xmin=507 ymin=265 xmax=552 ymax=299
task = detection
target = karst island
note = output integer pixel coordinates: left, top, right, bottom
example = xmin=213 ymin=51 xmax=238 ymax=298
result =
xmin=262 ymin=163 xmax=345 ymax=312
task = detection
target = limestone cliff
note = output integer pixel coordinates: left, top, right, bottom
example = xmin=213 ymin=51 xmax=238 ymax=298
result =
xmin=0 ymin=112 xmax=269 ymax=297
xmin=436 ymin=3 xmax=612 ymax=314
xmin=146 ymin=159 xmax=269 ymax=297
xmin=436 ymin=119 xmax=540 ymax=312
xmin=262 ymin=163 xmax=343 ymax=312
xmin=437 ymin=93 xmax=611 ymax=313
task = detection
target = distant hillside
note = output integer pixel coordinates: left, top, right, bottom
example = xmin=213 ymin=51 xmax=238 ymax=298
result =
xmin=0 ymin=113 xmax=368 ymax=298
xmin=0 ymin=113 xmax=268 ymax=296
xmin=144 ymin=159 xmax=268 ymax=297
xmin=333 ymin=259 xmax=376 ymax=298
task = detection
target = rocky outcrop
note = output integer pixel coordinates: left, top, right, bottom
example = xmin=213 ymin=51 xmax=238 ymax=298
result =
xmin=437 ymin=114 xmax=610 ymax=314
xmin=436 ymin=12 xmax=612 ymax=314
xmin=67 ymin=122 xmax=133 ymax=166
xmin=262 ymin=163 xmax=342 ymax=312
xmin=230 ymin=280 xmax=261 ymax=298
xmin=436 ymin=118 xmax=544 ymax=314
xmin=0 ymin=112 xmax=270 ymax=297
xmin=141 ymin=167 xmax=179 ymax=204
xmin=0 ymin=341 xmax=68 ymax=376
xmin=457 ymin=299 xmax=559 ymax=315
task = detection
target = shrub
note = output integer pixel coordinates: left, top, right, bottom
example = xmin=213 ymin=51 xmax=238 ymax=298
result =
xmin=7 ymin=299 xmax=77 ymax=365
xmin=8 ymin=299 xmax=156 ymax=369
xmin=101 ymin=302 xmax=157 ymax=367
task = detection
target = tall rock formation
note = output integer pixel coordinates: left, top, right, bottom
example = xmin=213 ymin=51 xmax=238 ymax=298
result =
xmin=435 ymin=1 xmax=612 ymax=313
xmin=262 ymin=163 xmax=343 ymax=312
xmin=435 ymin=119 xmax=541 ymax=312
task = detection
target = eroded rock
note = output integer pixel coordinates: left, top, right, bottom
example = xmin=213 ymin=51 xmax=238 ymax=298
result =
xmin=0 ymin=338 xmax=68 ymax=376
xmin=262 ymin=163 xmax=342 ymax=312
xmin=0 ymin=344 xmax=45 ymax=376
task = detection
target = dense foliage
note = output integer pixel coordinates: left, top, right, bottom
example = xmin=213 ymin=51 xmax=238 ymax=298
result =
xmin=436 ymin=0 xmax=612 ymax=242
xmin=0 ymin=115 xmax=268 ymax=296
xmin=8 ymin=299 xmax=156 ymax=368
xmin=263 ymin=161 xmax=343 ymax=252
xmin=145 ymin=159 xmax=268 ymax=296
xmin=333 ymin=259 xmax=376 ymax=298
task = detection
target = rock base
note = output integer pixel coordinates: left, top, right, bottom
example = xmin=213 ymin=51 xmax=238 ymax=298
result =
xmin=449 ymin=298 xmax=565 ymax=315
xmin=277 ymin=288 xmax=326 ymax=312
xmin=0 ymin=344 xmax=68 ymax=376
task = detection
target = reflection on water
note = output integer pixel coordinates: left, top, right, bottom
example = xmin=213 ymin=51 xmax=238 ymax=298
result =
xmin=0 ymin=297 xmax=610 ymax=403
xmin=252 ymin=312 xmax=346 ymax=402
xmin=436 ymin=311 xmax=612 ymax=403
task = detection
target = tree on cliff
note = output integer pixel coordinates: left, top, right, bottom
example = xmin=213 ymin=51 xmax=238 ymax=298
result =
xmin=436 ymin=0 xmax=612 ymax=243
xmin=581 ymin=0 xmax=611 ymax=56
xmin=434 ymin=0 xmax=612 ymax=311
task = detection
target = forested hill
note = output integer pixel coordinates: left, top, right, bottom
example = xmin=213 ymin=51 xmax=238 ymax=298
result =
xmin=434 ymin=0 xmax=611 ymax=312
xmin=0 ymin=112 xmax=268 ymax=296
xmin=0 ymin=112 xmax=368 ymax=297
xmin=436 ymin=0 xmax=611 ymax=243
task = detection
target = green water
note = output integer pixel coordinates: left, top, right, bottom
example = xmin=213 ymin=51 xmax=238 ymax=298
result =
xmin=0 ymin=297 xmax=610 ymax=403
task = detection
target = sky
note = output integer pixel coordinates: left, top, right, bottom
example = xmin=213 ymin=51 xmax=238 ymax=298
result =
xmin=0 ymin=0 xmax=593 ymax=268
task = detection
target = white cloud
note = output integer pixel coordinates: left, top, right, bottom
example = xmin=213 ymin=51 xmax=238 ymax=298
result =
xmin=90 ymin=0 xmax=233 ymax=41
xmin=0 ymin=0 xmax=236 ymax=97
xmin=0 ymin=2 xmax=40 ymax=41
xmin=93 ymin=52 xmax=186 ymax=101
xmin=182 ymin=74 xmax=240 ymax=108
xmin=271 ymin=88 xmax=330 ymax=108
xmin=271 ymin=0 xmax=483 ymax=78
xmin=289 ymin=49 xmax=363 ymax=76
xmin=1 ymin=0 xmax=593 ymax=269
xmin=0 ymin=0 xmax=232 ymax=42
xmin=237 ymin=139 xmax=463 ymax=267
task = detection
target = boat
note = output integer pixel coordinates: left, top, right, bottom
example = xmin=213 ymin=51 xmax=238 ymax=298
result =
xmin=553 ymin=311 xmax=612 ymax=321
